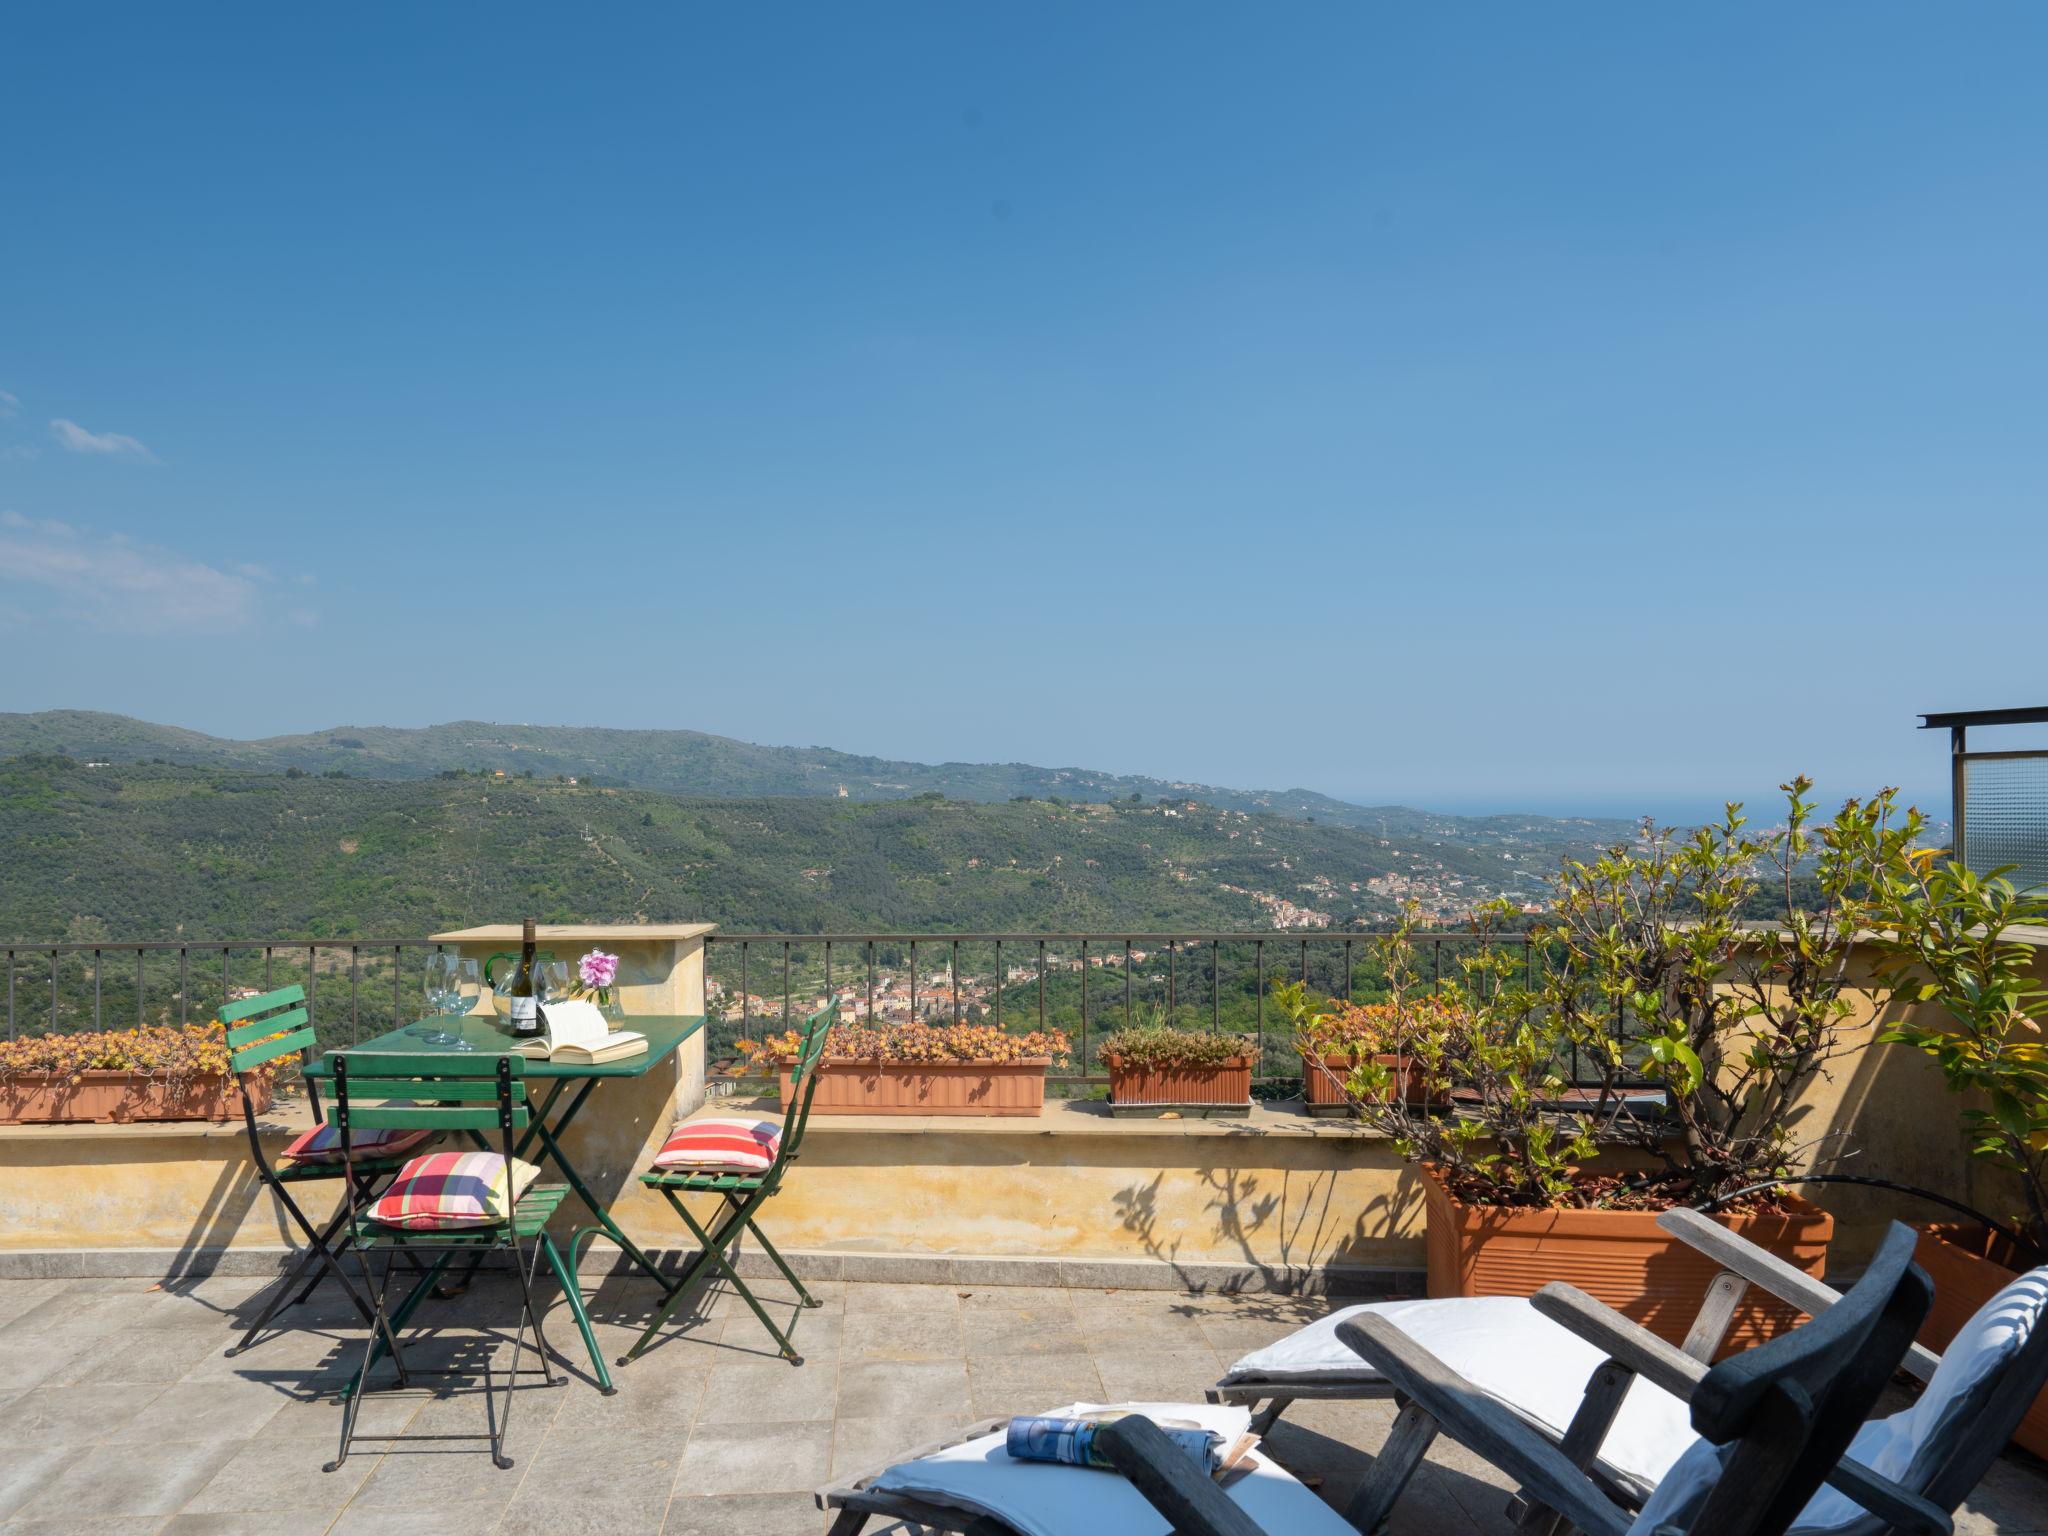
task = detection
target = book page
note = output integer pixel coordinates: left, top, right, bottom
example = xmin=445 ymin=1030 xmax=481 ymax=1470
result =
xmin=543 ymin=999 xmax=611 ymax=1051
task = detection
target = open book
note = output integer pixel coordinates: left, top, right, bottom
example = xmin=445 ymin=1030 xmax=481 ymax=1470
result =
xmin=513 ymin=999 xmax=648 ymax=1064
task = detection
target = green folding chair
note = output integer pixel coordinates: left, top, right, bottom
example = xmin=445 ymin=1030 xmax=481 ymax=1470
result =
xmin=324 ymin=1048 xmax=609 ymax=1473
xmin=620 ymin=997 xmax=837 ymax=1367
xmin=222 ymin=984 xmax=434 ymax=1357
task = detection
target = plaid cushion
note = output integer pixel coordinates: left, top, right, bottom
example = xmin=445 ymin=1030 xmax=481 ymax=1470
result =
xmin=650 ymin=1117 xmax=782 ymax=1173
xmin=281 ymin=1120 xmax=437 ymax=1165
xmin=367 ymin=1151 xmax=543 ymax=1230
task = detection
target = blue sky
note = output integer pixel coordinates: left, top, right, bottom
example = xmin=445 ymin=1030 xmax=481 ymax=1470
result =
xmin=3 ymin=5 xmax=2043 ymax=819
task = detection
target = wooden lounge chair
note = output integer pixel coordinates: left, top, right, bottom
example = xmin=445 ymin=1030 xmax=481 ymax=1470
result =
xmin=1213 ymin=1206 xmax=2048 ymax=1534
xmin=816 ymin=1220 xmax=1941 ymax=1536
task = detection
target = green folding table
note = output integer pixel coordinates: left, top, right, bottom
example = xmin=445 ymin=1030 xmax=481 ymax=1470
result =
xmin=303 ymin=1013 xmax=705 ymax=1300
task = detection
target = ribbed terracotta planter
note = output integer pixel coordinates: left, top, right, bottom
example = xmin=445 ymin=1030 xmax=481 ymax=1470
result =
xmin=778 ymin=1057 xmax=1049 ymax=1116
xmin=1301 ymin=1050 xmax=1441 ymax=1115
xmin=1103 ymin=1053 xmax=1252 ymax=1117
xmin=1421 ymin=1164 xmax=1832 ymax=1353
xmin=0 ymin=1069 xmax=272 ymax=1125
xmin=1912 ymin=1224 xmax=2048 ymax=1457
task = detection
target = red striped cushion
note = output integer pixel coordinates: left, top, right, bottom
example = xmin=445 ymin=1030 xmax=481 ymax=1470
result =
xmin=281 ymin=1121 xmax=437 ymax=1165
xmin=367 ymin=1151 xmax=542 ymax=1230
xmin=651 ymin=1117 xmax=782 ymax=1173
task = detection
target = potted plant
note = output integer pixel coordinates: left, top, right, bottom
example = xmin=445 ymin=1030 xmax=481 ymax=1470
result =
xmin=1287 ymin=991 xmax=1459 ymax=1114
xmin=737 ymin=1019 xmax=1070 ymax=1117
xmin=1311 ymin=779 xmax=1917 ymax=1352
xmin=1099 ymin=1014 xmax=1254 ymax=1117
xmin=1867 ymin=844 xmax=2048 ymax=1453
xmin=0 ymin=1021 xmax=279 ymax=1125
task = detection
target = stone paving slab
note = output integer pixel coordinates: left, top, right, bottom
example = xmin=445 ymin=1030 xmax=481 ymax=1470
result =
xmin=0 ymin=1275 xmax=2041 ymax=1534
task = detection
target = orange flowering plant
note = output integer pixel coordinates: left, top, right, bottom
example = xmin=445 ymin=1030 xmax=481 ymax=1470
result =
xmin=1279 ymin=980 xmax=1473 ymax=1109
xmin=0 ymin=1021 xmax=283 ymax=1091
xmin=737 ymin=1019 xmax=1070 ymax=1068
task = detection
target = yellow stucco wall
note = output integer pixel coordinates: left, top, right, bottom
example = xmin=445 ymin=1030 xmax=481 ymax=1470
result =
xmin=0 ymin=1101 xmax=1419 ymax=1277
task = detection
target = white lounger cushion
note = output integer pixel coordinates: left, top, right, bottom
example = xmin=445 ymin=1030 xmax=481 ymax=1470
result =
xmin=1221 ymin=1295 xmax=1697 ymax=1501
xmin=867 ymin=1401 xmax=1356 ymax=1536
xmin=1795 ymin=1266 xmax=2048 ymax=1533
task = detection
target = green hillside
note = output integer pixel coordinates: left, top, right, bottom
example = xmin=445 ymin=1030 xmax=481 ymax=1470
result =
xmin=0 ymin=710 xmax=1632 ymax=847
xmin=0 ymin=755 xmax=1589 ymax=943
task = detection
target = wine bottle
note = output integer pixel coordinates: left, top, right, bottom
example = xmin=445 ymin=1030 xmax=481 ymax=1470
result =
xmin=504 ymin=918 xmax=544 ymax=1039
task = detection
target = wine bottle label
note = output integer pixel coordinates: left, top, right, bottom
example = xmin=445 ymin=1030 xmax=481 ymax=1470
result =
xmin=509 ymin=996 xmax=539 ymax=1035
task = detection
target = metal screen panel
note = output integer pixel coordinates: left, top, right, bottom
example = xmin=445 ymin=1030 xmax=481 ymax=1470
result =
xmin=1962 ymin=754 xmax=2048 ymax=892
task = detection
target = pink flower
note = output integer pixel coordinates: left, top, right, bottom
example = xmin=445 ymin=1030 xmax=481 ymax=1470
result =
xmin=578 ymin=949 xmax=619 ymax=989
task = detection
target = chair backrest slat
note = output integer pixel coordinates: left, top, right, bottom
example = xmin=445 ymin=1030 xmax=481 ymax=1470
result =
xmin=227 ymin=1007 xmax=310 ymax=1048
xmin=336 ymin=1076 xmax=511 ymax=1102
xmin=342 ymin=1050 xmax=519 ymax=1079
xmin=231 ymin=1025 xmax=316 ymax=1073
xmin=345 ymin=1103 xmax=532 ymax=1132
xmin=221 ymin=983 xmax=305 ymax=1025
xmin=330 ymin=1049 xmax=530 ymax=1140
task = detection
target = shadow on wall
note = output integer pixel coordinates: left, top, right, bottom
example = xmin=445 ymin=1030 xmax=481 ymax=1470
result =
xmin=1111 ymin=1161 xmax=1427 ymax=1303
xmin=1800 ymin=963 xmax=2025 ymax=1271
xmin=173 ymin=1148 xmax=274 ymax=1282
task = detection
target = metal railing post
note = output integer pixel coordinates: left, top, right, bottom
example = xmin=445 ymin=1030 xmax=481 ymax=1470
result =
xmin=1254 ymin=939 xmax=1265 ymax=1067
xmin=1123 ymin=940 xmax=1132 ymax=1029
xmin=1080 ymin=939 xmax=1089 ymax=1073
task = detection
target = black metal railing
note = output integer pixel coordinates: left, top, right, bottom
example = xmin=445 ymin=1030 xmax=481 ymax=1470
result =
xmin=701 ymin=930 xmax=1547 ymax=1092
xmin=5 ymin=928 xmax=1641 ymax=1095
xmin=2 ymin=939 xmax=445 ymax=1049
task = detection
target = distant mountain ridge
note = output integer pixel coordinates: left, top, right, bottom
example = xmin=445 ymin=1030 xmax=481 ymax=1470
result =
xmin=0 ymin=710 xmax=1635 ymax=847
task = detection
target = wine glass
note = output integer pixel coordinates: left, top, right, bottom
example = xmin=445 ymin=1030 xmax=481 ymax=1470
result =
xmin=415 ymin=953 xmax=474 ymax=1048
xmin=543 ymin=960 xmax=573 ymax=1002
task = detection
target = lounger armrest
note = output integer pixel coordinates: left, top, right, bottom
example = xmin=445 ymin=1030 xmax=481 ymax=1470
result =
xmin=1532 ymin=1283 xmax=1709 ymax=1401
xmin=1336 ymin=1316 xmax=1632 ymax=1536
xmin=1658 ymin=1209 xmax=1941 ymax=1382
xmin=1822 ymin=1456 xmax=1953 ymax=1536
xmin=1093 ymin=1416 xmax=1272 ymax=1536
xmin=814 ymin=1416 xmax=1009 ymax=1506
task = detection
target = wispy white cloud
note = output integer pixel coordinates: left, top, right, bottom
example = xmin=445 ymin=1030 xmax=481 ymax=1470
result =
xmin=0 ymin=391 xmax=19 ymax=420
xmin=0 ymin=444 xmax=38 ymax=462
xmin=49 ymin=417 xmax=159 ymax=463
xmin=0 ymin=512 xmax=306 ymax=634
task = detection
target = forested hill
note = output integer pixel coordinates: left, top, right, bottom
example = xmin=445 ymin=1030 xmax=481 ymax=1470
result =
xmin=0 ymin=711 xmax=1632 ymax=847
xmin=0 ymin=756 xmax=1605 ymax=942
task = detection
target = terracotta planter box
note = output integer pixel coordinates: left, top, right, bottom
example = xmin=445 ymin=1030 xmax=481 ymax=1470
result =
xmin=778 ymin=1057 xmax=1048 ymax=1116
xmin=0 ymin=1069 xmax=272 ymax=1125
xmin=1103 ymin=1053 xmax=1252 ymax=1118
xmin=1301 ymin=1050 xmax=1441 ymax=1115
xmin=1421 ymin=1164 xmax=1832 ymax=1354
xmin=1913 ymin=1224 xmax=2048 ymax=1457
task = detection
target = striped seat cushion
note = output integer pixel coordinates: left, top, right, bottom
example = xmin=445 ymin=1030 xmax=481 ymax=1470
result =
xmin=367 ymin=1151 xmax=543 ymax=1230
xmin=281 ymin=1120 xmax=437 ymax=1165
xmin=650 ymin=1117 xmax=782 ymax=1173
